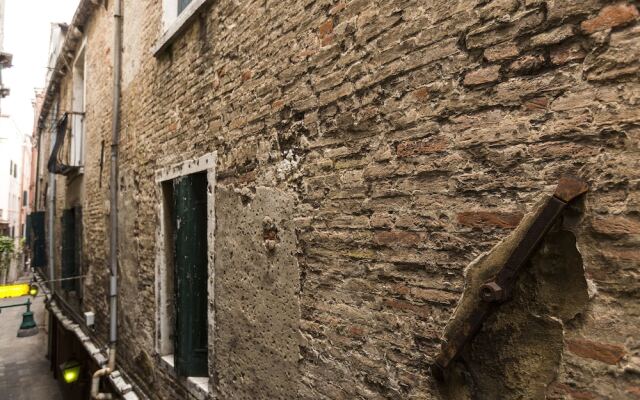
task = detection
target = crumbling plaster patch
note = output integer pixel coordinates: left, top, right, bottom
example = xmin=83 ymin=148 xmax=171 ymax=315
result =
xmin=214 ymin=185 xmax=300 ymax=399
xmin=439 ymin=195 xmax=590 ymax=399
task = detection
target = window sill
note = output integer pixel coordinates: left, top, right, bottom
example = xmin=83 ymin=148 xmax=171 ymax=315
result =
xmin=159 ymin=354 xmax=210 ymax=400
xmin=152 ymin=0 xmax=212 ymax=56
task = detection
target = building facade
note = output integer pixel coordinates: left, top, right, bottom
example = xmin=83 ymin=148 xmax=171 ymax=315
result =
xmin=0 ymin=0 xmax=11 ymax=103
xmin=0 ymin=115 xmax=32 ymax=283
xmin=31 ymin=0 xmax=640 ymax=399
xmin=0 ymin=0 xmax=31 ymax=284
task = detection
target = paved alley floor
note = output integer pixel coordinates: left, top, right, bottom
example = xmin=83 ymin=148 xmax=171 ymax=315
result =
xmin=0 ymin=294 xmax=63 ymax=400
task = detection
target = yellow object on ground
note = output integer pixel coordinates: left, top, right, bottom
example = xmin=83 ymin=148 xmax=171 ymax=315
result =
xmin=0 ymin=283 xmax=30 ymax=299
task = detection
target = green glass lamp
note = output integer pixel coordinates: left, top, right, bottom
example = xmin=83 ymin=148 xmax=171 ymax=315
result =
xmin=60 ymin=360 xmax=81 ymax=384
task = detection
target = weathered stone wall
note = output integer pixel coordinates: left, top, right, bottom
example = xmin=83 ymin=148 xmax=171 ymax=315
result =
xmin=46 ymin=0 xmax=640 ymax=398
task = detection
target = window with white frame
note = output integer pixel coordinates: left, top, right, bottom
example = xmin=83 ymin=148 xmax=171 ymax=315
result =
xmin=153 ymin=0 xmax=210 ymax=55
xmin=70 ymin=43 xmax=86 ymax=168
xmin=155 ymin=152 xmax=216 ymax=390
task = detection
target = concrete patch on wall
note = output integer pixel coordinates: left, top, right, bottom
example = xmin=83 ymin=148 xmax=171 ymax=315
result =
xmin=439 ymin=196 xmax=590 ymax=399
xmin=214 ymin=186 xmax=300 ymax=399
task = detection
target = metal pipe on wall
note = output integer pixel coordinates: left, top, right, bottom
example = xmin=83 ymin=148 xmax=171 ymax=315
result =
xmin=93 ymin=1 xmax=122 ymax=397
xmin=108 ymin=0 xmax=122 ymax=361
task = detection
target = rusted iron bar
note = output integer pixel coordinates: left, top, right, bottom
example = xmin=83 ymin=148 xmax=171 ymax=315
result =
xmin=433 ymin=176 xmax=588 ymax=380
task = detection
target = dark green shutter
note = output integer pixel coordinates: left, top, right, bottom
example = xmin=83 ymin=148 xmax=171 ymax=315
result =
xmin=60 ymin=207 xmax=82 ymax=293
xmin=178 ymin=0 xmax=192 ymax=14
xmin=173 ymin=173 xmax=208 ymax=377
xmin=61 ymin=207 xmax=82 ymax=292
xmin=31 ymin=212 xmax=46 ymax=269
xmin=25 ymin=214 xmax=32 ymax=246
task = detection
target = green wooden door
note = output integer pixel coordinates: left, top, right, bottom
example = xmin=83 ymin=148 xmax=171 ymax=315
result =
xmin=173 ymin=173 xmax=208 ymax=377
xmin=30 ymin=212 xmax=47 ymax=269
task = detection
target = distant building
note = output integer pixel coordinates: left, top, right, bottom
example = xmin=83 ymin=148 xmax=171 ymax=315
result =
xmin=0 ymin=115 xmax=21 ymax=238
xmin=0 ymin=0 xmax=11 ymax=105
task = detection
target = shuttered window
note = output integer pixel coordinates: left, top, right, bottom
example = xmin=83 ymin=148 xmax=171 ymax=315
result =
xmin=178 ymin=0 xmax=192 ymax=14
xmin=30 ymin=212 xmax=46 ymax=269
xmin=173 ymin=172 xmax=208 ymax=377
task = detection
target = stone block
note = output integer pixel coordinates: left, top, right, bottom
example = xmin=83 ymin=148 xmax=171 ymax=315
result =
xmin=463 ymin=65 xmax=501 ymax=86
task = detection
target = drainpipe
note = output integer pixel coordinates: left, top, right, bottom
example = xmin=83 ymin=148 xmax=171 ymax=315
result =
xmin=108 ymin=0 xmax=122 ymax=352
xmin=94 ymin=0 xmax=122 ymax=398
xmin=90 ymin=349 xmax=116 ymax=399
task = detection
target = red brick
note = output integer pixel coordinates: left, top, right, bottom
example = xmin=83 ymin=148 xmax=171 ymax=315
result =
xmin=382 ymin=298 xmax=430 ymax=318
xmin=271 ymin=99 xmax=285 ymax=111
xmin=581 ymin=3 xmax=639 ymax=33
xmin=509 ymin=53 xmax=546 ymax=74
xmin=484 ymin=42 xmax=520 ymax=62
xmin=370 ymin=212 xmax=394 ymax=228
xmin=319 ymin=18 xmax=333 ymax=36
xmin=457 ymin=211 xmax=523 ymax=229
xmin=566 ymin=338 xmax=626 ymax=365
xmin=529 ymin=24 xmax=575 ymax=47
xmin=550 ymin=42 xmax=586 ymax=65
xmin=599 ymin=247 xmax=640 ymax=262
xmin=374 ymin=230 xmax=422 ymax=246
xmin=391 ymin=284 xmax=458 ymax=305
xmin=319 ymin=19 xmax=334 ymax=46
xmin=412 ymin=87 xmax=429 ymax=101
xmin=549 ymin=383 xmax=600 ymax=400
xmin=346 ymin=325 xmax=366 ymax=337
xmin=592 ymin=216 xmax=640 ymax=236
xmin=396 ymin=137 xmax=448 ymax=157
xmin=523 ymin=97 xmax=549 ymax=111
xmin=463 ymin=65 xmax=501 ymax=86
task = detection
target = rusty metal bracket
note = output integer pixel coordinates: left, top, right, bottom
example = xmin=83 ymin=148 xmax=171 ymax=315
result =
xmin=433 ymin=176 xmax=588 ymax=380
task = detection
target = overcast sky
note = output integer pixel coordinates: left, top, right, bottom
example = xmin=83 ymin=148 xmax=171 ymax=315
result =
xmin=3 ymin=0 xmax=79 ymax=137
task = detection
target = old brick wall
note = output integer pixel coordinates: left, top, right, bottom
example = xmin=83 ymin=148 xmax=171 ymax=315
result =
xmin=79 ymin=2 xmax=115 ymax=343
xmin=47 ymin=0 xmax=640 ymax=399
xmin=45 ymin=2 xmax=115 ymax=340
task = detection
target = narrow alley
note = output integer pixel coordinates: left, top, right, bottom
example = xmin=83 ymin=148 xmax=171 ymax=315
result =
xmin=0 ymin=293 xmax=63 ymax=400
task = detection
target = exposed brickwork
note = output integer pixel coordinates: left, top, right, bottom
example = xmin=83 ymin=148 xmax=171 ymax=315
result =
xmin=457 ymin=211 xmax=524 ymax=229
xmin=581 ymin=3 xmax=639 ymax=33
xmin=463 ymin=65 xmax=501 ymax=86
xmin=592 ymin=216 xmax=640 ymax=236
xmin=37 ymin=0 xmax=640 ymax=398
xmin=396 ymin=137 xmax=448 ymax=157
xmin=566 ymin=338 xmax=627 ymax=365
